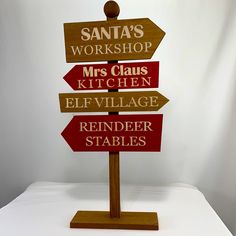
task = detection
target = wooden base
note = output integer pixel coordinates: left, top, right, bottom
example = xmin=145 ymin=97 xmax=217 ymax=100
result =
xmin=70 ymin=211 xmax=158 ymax=230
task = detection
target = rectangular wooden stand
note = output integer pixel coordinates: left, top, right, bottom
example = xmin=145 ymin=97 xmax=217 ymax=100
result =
xmin=70 ymin=211 xmax=158 ymax=230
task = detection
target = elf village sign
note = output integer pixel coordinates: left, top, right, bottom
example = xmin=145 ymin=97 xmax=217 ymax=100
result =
xmin=59 ymin=91 xmax=168 ymax=112
xmin=59 ymin=0 xmax=168 ymax=231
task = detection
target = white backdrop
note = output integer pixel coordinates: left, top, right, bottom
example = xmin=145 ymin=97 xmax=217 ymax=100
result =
xmin=0 ymin=0 xmax=236 ymax=234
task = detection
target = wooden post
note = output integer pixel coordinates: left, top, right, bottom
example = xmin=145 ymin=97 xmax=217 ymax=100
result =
xmin=104 ymin=0 xmax=121 ymax=218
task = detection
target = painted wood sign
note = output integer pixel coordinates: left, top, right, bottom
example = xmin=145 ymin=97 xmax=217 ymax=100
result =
xmin=59 ymin=91 xmax=169 ymax=113
xmin=62 ymin=114 xmax=163 ymax=152
xmin=64 ymin=61 xmax=159 ymax=90
xmin=64 ymin=18 xmax=165 ymax=62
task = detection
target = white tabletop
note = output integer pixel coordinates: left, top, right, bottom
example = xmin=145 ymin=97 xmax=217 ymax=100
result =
xmin=0 ymin=182 xmax=232 ymax=236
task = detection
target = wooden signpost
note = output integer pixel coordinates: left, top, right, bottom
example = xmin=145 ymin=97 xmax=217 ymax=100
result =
xmin=64 ymin=18 xmax=165 ymax=62
xmin=59 ymin=0 xmax=168 ymax=231
xmin=59 ymin=91 xmax=169 ymax=113
xmin=63 ymin=61 xmax=159 ymax=90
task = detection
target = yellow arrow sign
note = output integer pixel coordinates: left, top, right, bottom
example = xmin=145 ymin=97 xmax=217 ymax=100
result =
xmin=64 ymin=18 xmax=165 ymax=62
xmin=59 ymin=91 xmax=169 ymax=113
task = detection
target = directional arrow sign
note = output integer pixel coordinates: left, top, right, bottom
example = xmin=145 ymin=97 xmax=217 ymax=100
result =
xmin=64 ymin=18 xmax=165 ymax=62
xmin=64 ymin=61 xmax=159 ymax=90
xmin=61 ymin=114 xmax=163 ymax=152
xmin=59 ymin=91 xmax=169 ymax=113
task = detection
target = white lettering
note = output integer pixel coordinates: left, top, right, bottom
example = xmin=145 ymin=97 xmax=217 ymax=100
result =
xmin=134 ymin=25 xmax=144 ymax=38
xmin=81 ymin=28 xmax=90 ymax=41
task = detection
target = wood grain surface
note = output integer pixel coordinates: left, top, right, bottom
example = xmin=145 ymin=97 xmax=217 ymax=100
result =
xmin=70 ymin=211 xmax=158 ymax=230
xmin=59 ymin=91 xmax=169 ymax=113
xmin=64 ymin=18 xmax=165 ymax=62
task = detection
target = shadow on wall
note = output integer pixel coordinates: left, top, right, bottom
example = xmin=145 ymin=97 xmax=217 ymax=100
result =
xmin=196 ymin=69 xmax=236 ymax=234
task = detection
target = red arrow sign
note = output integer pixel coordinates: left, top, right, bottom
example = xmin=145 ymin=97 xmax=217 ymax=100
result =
xmin=64 ymin=61 xmax=159 ymax=90
xmin=61 ymin=114 xmax=163 ymax=152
